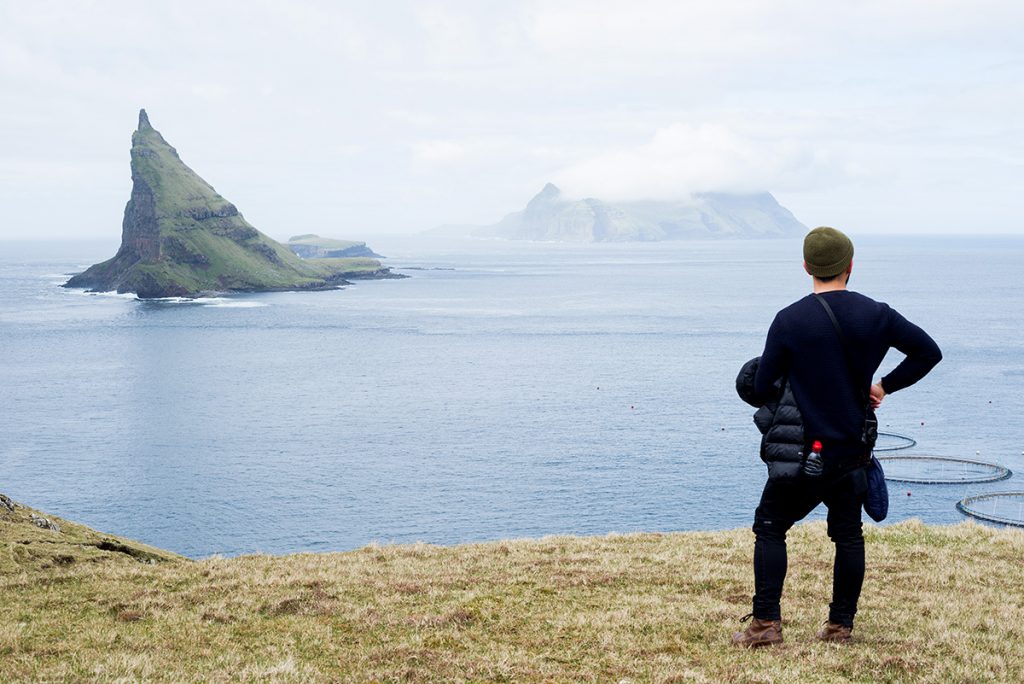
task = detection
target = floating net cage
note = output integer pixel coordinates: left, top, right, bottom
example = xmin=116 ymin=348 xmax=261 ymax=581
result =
xmin=877 ymin=455 xmax=1012 ymax=484
xmin=873 ymin=431 xmax=917 ymax=452
xmin=957 ymin=492 xmax=1024 ymax=528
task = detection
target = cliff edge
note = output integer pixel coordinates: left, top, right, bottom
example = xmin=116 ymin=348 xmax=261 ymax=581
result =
xmin=0 ymin=492 xmax=181 ymax=573
xmin=1 ymin=494 xmax=1021 ymax=680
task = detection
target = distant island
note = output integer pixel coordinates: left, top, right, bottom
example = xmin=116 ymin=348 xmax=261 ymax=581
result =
xmin=439 ymin=183 xmax=807 ymax=242
xmin=286 ymin=234 xmax=383 ymax=259
xmin=65 ymin=110 xmax=399 ymax=299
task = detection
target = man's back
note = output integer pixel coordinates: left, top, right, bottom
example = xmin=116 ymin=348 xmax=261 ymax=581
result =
xmin=733 ymin=226 xmax=942 ymax=648
xmin=754 ymin=290 xmax=941 ymax=455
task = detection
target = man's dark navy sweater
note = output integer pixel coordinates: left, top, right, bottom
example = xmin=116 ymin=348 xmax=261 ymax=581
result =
xmin=754 ymin=290 xmax=942 ymax=458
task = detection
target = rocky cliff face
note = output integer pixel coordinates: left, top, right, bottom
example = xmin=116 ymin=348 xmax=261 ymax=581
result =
xmin=123 ymin=115 xmax=161 ymax=262
xmin=65 ymin=110 xmax=390 ymax=298
xmin=472 ymin=184 xmax=807 ymax=242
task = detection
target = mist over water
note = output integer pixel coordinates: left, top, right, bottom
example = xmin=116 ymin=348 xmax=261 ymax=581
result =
xmin=1 ymin=236 xmax=1021 ymax=557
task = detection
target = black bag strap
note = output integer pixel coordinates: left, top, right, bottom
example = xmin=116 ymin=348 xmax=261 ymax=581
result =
xmin=813 ymin=293 xmax=869 ymax=406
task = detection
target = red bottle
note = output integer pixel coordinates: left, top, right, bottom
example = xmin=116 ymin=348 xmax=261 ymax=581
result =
xmin=802 ymin=440 xmax=824 ymax=477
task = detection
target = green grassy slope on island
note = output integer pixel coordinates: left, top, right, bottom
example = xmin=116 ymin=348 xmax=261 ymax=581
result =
xmin=307 ymin=256 xmax=391 ymax=276
xmin=2 ymin=493 xmax=1022 ymax=682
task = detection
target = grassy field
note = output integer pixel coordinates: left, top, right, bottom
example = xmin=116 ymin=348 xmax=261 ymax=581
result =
xmin=2 ymin=494 xmax=1022 ymax=682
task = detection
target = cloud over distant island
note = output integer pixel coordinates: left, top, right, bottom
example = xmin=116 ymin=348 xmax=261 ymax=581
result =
xmin=552 ymin=123 xmax=852 ymax=202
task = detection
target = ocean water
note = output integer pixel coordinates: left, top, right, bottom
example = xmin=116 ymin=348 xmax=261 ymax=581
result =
xmin=1 ymin=235 xmax=1021 ymax=557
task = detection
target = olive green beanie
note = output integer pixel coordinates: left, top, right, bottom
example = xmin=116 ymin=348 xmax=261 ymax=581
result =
xmin=803 ymin=226 xmax=854 ymax=277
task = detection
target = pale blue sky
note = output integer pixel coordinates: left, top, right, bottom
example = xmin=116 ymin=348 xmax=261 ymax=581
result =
xmin=1 ymin=0 xmax=1022 ymax=241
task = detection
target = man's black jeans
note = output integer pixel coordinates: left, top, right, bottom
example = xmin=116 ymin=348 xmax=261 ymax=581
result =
xmin=751 ymin=464 xmax=869 ymax=627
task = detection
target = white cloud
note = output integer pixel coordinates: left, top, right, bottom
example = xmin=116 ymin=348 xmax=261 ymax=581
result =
xmin=1 ymin=1 xmax=1023 ymax=237
xmin=414 ymin=5 xmax=486 ymax=64
xmin=411 ymin=139 xmax=468 ymax=164
xmin=552 ymin=122 xmax=851 ymax=201
xmin=526 ymin=0 xmax=1024 ymax=64
xmin=528 ymin=1 xmax=792 ymax=63
xmin=189 ymin=83 xmax=230 ymax=100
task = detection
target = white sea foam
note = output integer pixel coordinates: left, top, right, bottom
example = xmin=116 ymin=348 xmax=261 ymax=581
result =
xmin=142 ymin=296 xmax=267 ymax=308
xmin=97 ymin=291 xmax=140 ymax=300
xmin=63 ymin=289 xmax=266 ymax=306
xmin=202 ymin=300 xmax=267 ymax=308
xmin=146 ymin=296 xmax=200 ymax=304
xmin=66 ymin=288 xmax=139 ymax=300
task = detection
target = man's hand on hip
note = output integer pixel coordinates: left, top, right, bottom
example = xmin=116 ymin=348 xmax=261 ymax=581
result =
xmin=870 ymin=383 xmax=886 ymax=409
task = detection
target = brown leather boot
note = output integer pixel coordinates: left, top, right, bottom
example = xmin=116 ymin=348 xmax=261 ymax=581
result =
xmin=731 ymin=614 xmax=783 ymax=648
xmin=816 ymin=621 xmax=853 ymax=643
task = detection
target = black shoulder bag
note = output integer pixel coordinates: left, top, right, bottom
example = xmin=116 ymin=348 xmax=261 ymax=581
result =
xmin=813 ymin=294 xmax=888 ymax=522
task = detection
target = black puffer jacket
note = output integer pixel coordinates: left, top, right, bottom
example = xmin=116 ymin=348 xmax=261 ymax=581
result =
xmin=736 ymin=356 xmax=806 ymax=481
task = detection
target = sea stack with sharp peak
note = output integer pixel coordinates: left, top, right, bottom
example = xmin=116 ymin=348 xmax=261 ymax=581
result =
xmin=65 ymin=110 xmax=398 ymax=298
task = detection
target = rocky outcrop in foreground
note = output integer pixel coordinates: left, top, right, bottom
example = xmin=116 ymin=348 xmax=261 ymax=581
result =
xmin=0 ymin=492 xmax=181 ymax=573
xmin=470 ymin=183 xmax=807 ymax=242
xmin=65 ymin=110 xmax=397 ymax=298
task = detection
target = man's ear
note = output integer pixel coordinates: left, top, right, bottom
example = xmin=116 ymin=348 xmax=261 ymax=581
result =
xmin=803 ymin=261 xmax=811 ymax=275
xmin=847 ymin=260 xmax=854 ymax=274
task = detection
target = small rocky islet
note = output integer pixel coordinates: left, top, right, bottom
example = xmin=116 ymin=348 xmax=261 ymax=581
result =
xmin=65 ymin=110 xmax=399 ymax=299
xmin=285 ymin=234 xmax=383 ymax=259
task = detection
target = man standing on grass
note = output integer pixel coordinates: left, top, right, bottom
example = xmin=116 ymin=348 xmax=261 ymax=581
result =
xmin=732 ymin=226 xmax=942 ymax=647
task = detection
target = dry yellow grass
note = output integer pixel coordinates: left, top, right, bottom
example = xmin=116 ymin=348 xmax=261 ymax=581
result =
xmin=2 ymin=493 xmax=1022 ymax=683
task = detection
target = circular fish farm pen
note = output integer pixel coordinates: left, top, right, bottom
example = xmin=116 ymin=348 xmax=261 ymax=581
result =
xmin=876 ymin=455 xmax=1012 ymax=484
xmin=874 ymin=431 xmax=917 ymax=452
xmin=957 ymin=492 xmax=1024 ymax=528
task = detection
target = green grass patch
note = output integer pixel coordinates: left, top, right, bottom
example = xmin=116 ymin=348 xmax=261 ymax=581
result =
xmin=2 ymin=494 xmax=1022 ymax=682
xmin=307 ymin=257 xmax=387 ymax=275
